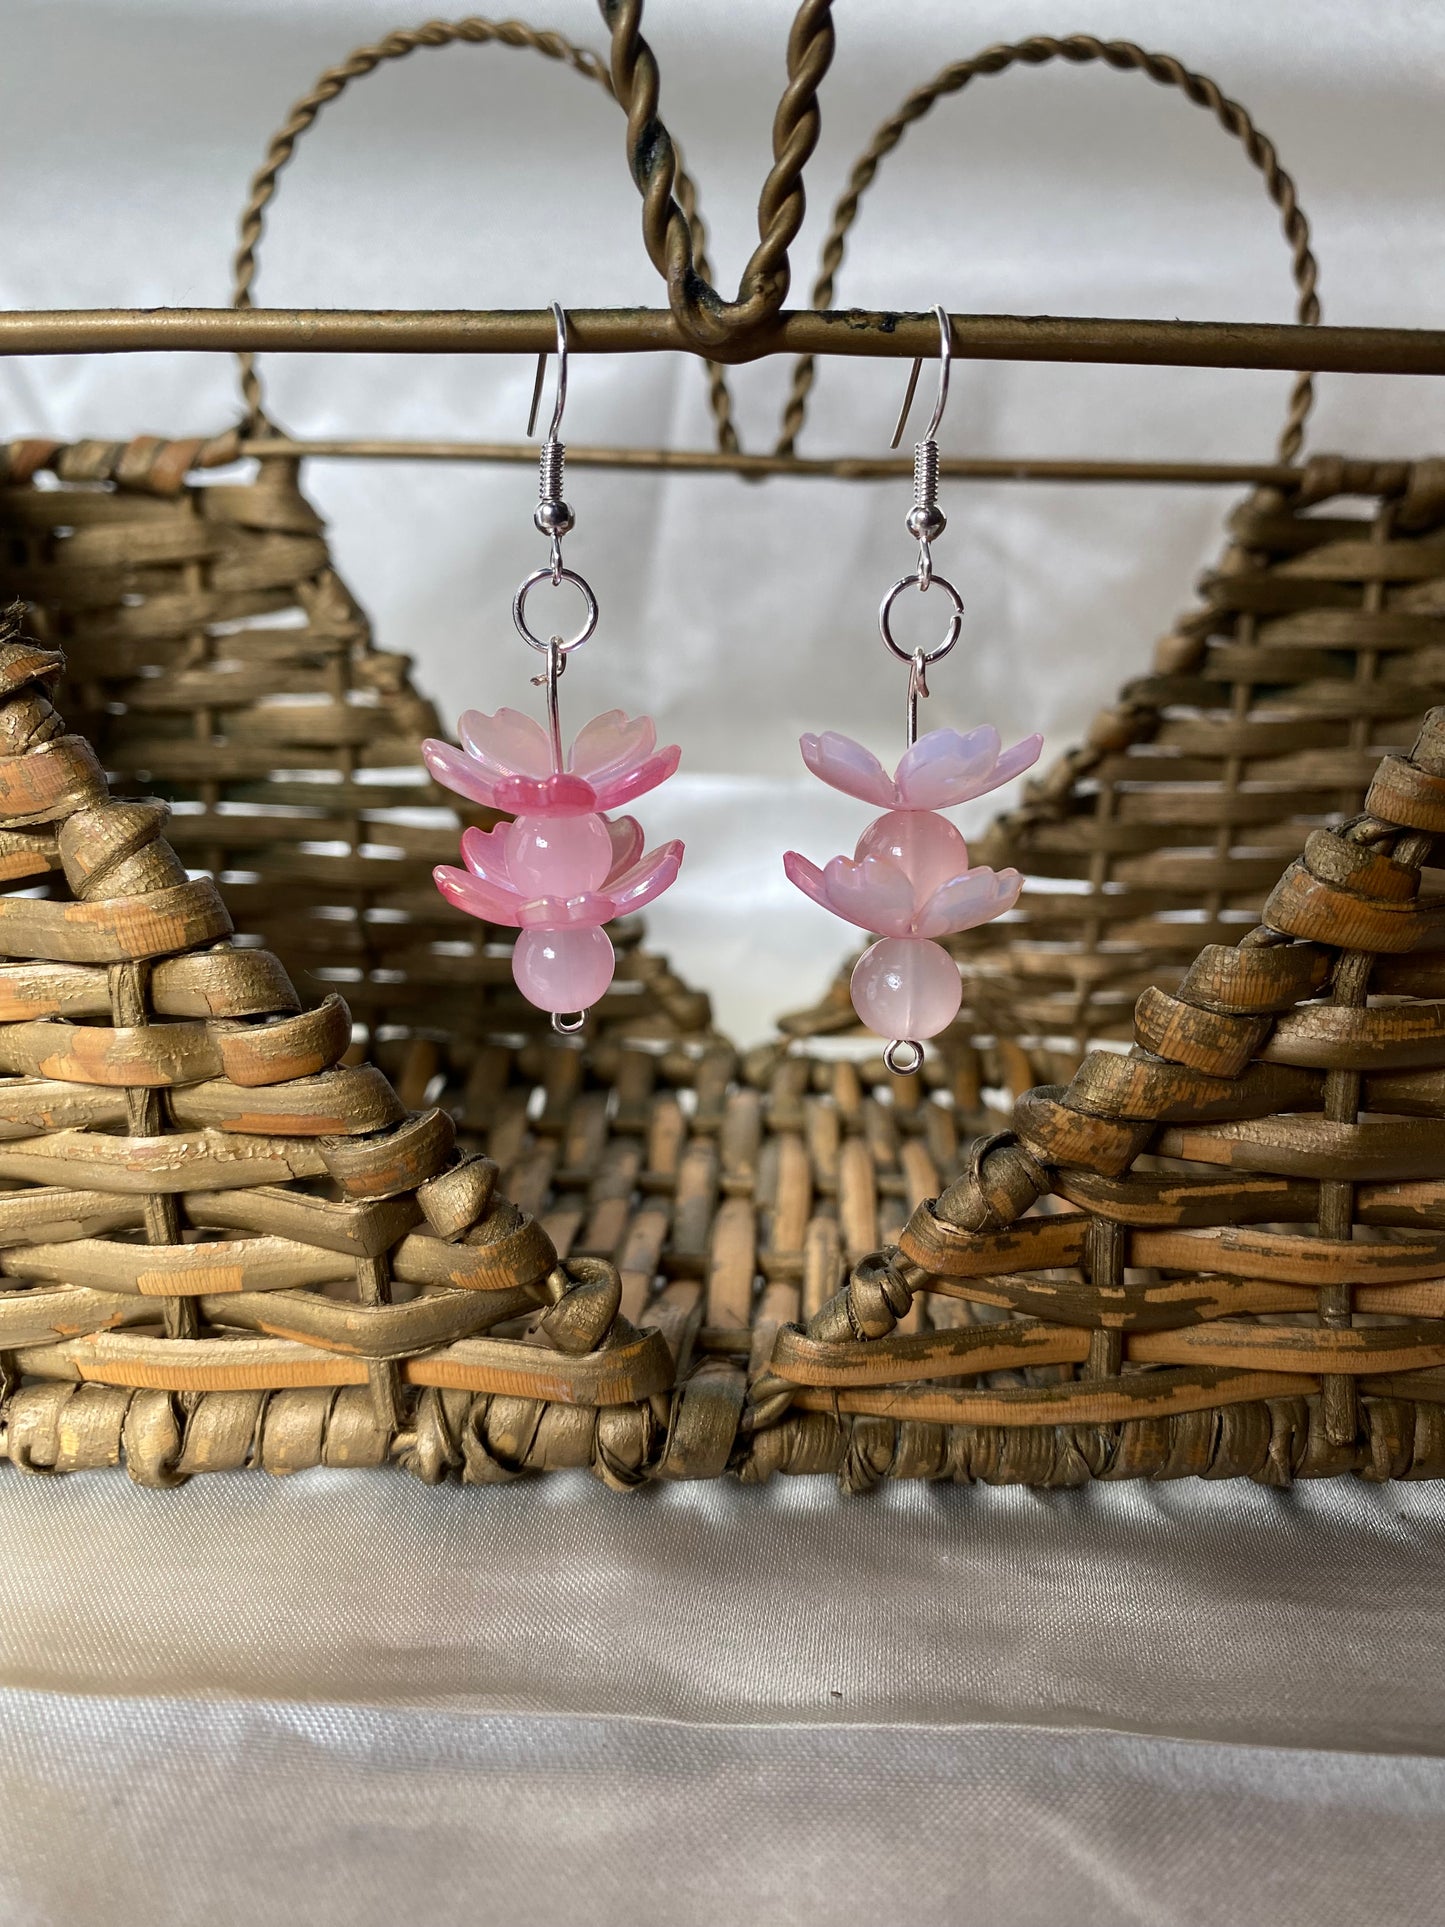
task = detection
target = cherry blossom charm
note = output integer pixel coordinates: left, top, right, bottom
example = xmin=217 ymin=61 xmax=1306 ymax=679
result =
xmin=423 ymin=304 xmax=683 ymax=1030
xmin=784 ymin=735 xmax=1037 ymax=1069
xmin=782 ymin=306 xmax=1041 ymax=1073
xmin=428 ymin=801 xmax=683 ymax=1014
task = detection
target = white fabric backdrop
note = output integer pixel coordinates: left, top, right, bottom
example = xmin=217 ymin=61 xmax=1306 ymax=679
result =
xmin=2 ymin=1469 xmax=1445 ymax=1926
xmin=2 ymin=5 xmax=1444 ymax=1922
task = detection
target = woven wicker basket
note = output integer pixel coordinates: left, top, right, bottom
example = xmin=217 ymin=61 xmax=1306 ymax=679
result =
xmin=3 ymin=472 xmax=1445 ymax=1487
xmin=2 ymin=19 xmax=1443 ymax=1488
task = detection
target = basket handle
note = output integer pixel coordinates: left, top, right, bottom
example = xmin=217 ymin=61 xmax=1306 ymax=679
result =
xmin=229 ymin=16 xmax=739 ymax=449
xmin=777 ymin=35 xmax=1321 ymax=464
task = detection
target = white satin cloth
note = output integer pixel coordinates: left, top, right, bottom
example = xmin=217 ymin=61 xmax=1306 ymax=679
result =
xmin=0 ymin=1470 xmax=1442 ymax=1925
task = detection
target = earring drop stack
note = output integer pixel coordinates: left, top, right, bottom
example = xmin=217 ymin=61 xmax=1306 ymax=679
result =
xmin=423 ymin=304 xmax=684 ymax=1030
xmin=784 ymin=308 xmax=1042 ymax=1074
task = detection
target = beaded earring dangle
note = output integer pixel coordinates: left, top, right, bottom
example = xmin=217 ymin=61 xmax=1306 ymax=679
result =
xmin=423 ymin=303 xmax=684 ymax=1031
xmin=784 ymin=307 xmax=1043 ymax=1074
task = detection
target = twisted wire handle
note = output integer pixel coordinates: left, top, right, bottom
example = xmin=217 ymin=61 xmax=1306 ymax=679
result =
xmin=777 ymin=34 xmax=1322 ymax=464
xmin=599 ymin=0 xmax=836 ymax=349
xmin=230 ymin=15 xmax=740 ymax=449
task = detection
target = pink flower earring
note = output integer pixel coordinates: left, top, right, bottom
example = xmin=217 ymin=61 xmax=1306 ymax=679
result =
xmin=423 ymin=304 xmax=683 ymax=1030
xmin=784 ymin=307 xmax=1042 ymax=1074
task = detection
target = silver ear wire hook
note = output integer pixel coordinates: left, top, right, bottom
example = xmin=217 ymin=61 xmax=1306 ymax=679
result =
xmin=878 ymin=303 xmax=964 ymax=730
xmin=524 ymin=302 xmax=576 ymax=586
xmin=512 ymin=299 xmax=598 ymax=803
xmin=891 ymin=306 xmax=954 ymax=597
xmin=527 ymin=300 xmax=569 ymax=441
xmin=890 ymin=303 xmax=952 ymax=450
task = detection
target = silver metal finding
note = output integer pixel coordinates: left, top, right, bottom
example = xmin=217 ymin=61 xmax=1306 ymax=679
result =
xmin=514 ymin=303 xmax=598 ymax=659
xmin=884 ymin=1038 xmax=924 ymax=1076
xmin=910 ymin=439 xmax=942 ymax=589
xmin=528 ymin=301 xmax=569 ymax=442
xmin=552 ymin=1011 xmax=587 ymax=1035
xmin=906 ymin=648 xmax=929 ymax=747
xmin=878 ymin=570 xmax=965 ymax=666
xmin=514 ymin=303 xmax=599 ymax=659
xmin=536 ymin=438 xmax=572 ymax=580
xmin=531 ymin=636 xmax=567 ymax=769
xmin=891 ymin=306 xmax=953 ymax=449
xmin=527 ymin=301 xmax=578 ymax=579
xmin=891 ymin=305 xmax=953 ymax=585
xmin=878 ymin=305 xmax=962 ymax=750
xmin=513 ymin=565 xmax=599 ymax=653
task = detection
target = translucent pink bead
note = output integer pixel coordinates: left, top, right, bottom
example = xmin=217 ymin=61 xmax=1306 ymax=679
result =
xmin=505 ymin=813 xmax=613 ymax=896
xmin=513 ymin=926 xmax=616 ymax=1013
xmin=849 ymin=936 xmax=962 ymax=1040
xmin=854 ymin=810 xmax=970 ymax=900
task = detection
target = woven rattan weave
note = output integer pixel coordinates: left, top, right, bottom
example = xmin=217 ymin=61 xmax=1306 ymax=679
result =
xmin=0 ymin=439 xmax=715 ymax=1108
xmin=9 ymin=443 xmax=1444 ymax=1131
xmin=0 ymin=613 xmax=693 ymax=1486
xmin=7 ymin=619 xmax=1445 ymax=1487
xmin=2 ymin=4 xmax=1442 ymax=1486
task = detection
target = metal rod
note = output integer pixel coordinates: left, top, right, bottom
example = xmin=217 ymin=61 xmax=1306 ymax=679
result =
xmin=240 ymin=438 xmax=1310 ymax=487
xmin=1 ymin=307 xmax=1444 ymax=375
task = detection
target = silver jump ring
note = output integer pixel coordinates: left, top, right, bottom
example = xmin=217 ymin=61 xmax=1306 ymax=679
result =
xmin=878 ymin=571 xmax=964 ymax=666
xmin=512 ymin=566 xmax=599 ymax=654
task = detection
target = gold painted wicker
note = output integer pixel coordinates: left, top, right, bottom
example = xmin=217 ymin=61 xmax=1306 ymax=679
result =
xmin=0 ymin=612 xmax=689 ymax=1487
xmin=3 ymin=7 xmax=1444 ymax=1487
xmin=0 ymin=439 xmax=715 ymax=1111
xmin=6 ymin=611 xmax=1445 ymax=1488
xmin=746 ymin=700 xmax=1445 ymax=1486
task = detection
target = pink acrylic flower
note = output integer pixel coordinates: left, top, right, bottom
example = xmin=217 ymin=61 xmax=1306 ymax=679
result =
xmin=433 ymin=810 xmax=682 ymax=930
xmin=799 ymin=724 xmax=1042 ymax=812
xmin=423 ymin=708 xmax=681 ymax=817
xmin=784 ymin=810 xmax=1021 ymax=940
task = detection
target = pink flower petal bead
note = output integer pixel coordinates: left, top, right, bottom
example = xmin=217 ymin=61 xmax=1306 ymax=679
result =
xmin=513 ymin=926 xmax=616 ymax=1013
xmin=423 ymin=708 xmax=681 ymax=816
xmin=850 ymin=936 xmax=962 ymax=1040
xmin=799 ymin=725 xmax=1043 ymax=812
xmin=429 ymin=702 xmax=684 ymax=1019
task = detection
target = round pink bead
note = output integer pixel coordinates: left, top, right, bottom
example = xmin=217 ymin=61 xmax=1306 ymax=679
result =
xmin=506 ymin=813 xmax=613 ymax=896
xmin=850 ymin=936 xmax=961 ymax=1040
xmin=513 ymin=926 xmax=616 ymax=1014
xmin=855 ymin=810 xmax=968 ymax=899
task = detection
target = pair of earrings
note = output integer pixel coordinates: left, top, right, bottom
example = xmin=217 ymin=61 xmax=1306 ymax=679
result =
xmin=422 ymin=305 xmax=1041 ymax=1074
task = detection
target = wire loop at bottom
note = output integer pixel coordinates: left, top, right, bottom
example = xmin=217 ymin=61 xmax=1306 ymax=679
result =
xmin=884 ymin=1037 xmax=924 ymax=1075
